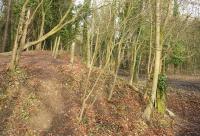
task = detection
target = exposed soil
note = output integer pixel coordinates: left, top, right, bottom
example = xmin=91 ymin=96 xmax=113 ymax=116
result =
xmin=0 ymin=51 xmax=199 ymax=136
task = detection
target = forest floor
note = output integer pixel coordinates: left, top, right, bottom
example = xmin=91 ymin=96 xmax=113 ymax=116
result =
xmin=167 ymin=76 xmax=200 ymax=136
xmin=0 ymin=51 xmax=200 ymax=136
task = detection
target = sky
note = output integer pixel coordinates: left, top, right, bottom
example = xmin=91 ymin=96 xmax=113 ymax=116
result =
xmin=75 ymin=0 xmax=200 ymax=17
xmin=75 ymin=0 xmax=83 ymax=5
xmin=179 ymin=0 xmax=200 ymax=17
xmin=0 ymin=0 xmax=199 ymax=17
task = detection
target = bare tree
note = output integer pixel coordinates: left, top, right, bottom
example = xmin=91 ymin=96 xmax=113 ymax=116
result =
xmin=9 ymin=0 xmax=83 ymax=71
xmin=143 ymin=0 xmax=161 ymax=121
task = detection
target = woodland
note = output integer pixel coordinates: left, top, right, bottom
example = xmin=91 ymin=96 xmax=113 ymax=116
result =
xmin=0 ymin=0 xmax=200 ymax=135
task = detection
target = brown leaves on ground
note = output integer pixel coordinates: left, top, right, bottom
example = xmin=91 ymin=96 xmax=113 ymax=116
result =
xmin=0 ymin=51 xmax=199 ymax=136
xmin=167 ymin=78 xmax=200 ymax=136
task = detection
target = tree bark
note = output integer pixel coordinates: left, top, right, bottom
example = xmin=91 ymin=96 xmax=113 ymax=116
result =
xmin=143 ymin=0 xmax=161 ymax=121
xmin=130 ymin=45 xmax=137 ymax=85
xmin=36 ymin=7 xmax=45 ymax=50
xmin=9 ymin=0 xmax=29 ymax=71
xmin=16 ymin=9 xmax=31 ymax=65
xmin=147 ymin=0 xmax=153 ymax=79
xmin=70 ymin=42 xmax=76 ymax=64
xmin=1 ymin=0 xmax=12 ymax=52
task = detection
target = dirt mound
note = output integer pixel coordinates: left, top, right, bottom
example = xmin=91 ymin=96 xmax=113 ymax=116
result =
xmin=0 ymin=51 xmax=173 ymax=135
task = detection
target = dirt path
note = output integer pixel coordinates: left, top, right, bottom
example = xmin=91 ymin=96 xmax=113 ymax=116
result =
xmin=0 ymin=51 xmax=87 ymax=135
xmin=168 ymin=77 xmax=200 ymax=136
xmin=0 ymin=51 xmax=200 ymax=136
xmin=168 ymin=78 xmax=200 ymax=92
xmin=1 ymin=51 xmax=153 ymax=136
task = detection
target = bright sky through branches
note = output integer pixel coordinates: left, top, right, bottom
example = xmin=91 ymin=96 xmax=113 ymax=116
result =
xmin=179 ymin=0 xmax=200 ymax=17
xmin=75 ymin=0 xmax=200 ymax=17
xmin=0 ymin=0 xmax=199 ymax=17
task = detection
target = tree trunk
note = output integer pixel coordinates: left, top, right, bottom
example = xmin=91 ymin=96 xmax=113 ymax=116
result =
xmin=70 ymin=42 xmax=76 ymax=64
xmin=130 ymin=46 xmax=137 ymax=85
xmin=143 ymin=0 xmax=161 ymax=121
xmin=16 ymin=9 xmax=31 ymax=65
xmin=1 ymin=0 xmax=12 ymax=52
xmin=147 ymin=2 xmax=153 ymax=79
xmin=52 ymin=36 xmax=60 ymax=59
xmin=9 ymin=0 xmax=29 ymax=71
xmin=86 ymin=31 xmax=91 ymax=67
xmin=36 ymin=9 xmax=45 ymax=50
xmin=134 ymin=54 xmax=142 ymax=82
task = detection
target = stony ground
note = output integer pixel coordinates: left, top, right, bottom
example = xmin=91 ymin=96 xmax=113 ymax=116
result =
xmin=0 ymin=51 xmax=199 ymax=136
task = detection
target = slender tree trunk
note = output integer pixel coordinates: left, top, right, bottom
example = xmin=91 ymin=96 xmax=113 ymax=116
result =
xmin=134 ymin=54 xmax=142 ymax=82
xmin=86 ymin=31 xmax=91 ymax=67
xmin=82 ymin=0 xmax=92 ymax=66
xmin=108 ymin=43 xmax=124 ymax=101
xmin=16 ymin=9 xmax=31 ymax=65
xmin=9 ymin=0 xmax=29 ymax=71
xmin=36 ymin=9 xmax=45 ymax=50
xmin=70 ymin=42 xmax=75 ymax=64
xmin=129 ymin=25 xmax=142 ymax=84
xmin=147 ymin=3 xmax=153 ymax=79
xmin=130 ymin=46 xmax=137 ymax=85
xmin=143 ymin=0 xmax=161 ymax=121
xmin=52 ymin=37 xmax=58 ymax=57
xmin=52 ymin=36 xmax=60 ymax=59
xmin=1 ymin=0 xmax=12 ymax=52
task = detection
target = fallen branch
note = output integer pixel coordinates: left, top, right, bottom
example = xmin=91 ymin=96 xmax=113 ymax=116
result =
xmin=128 ymin=83 xmax=140 ymax=92
xmin=0 ymin=51 xmax=12 ymax=56
xmin=116 ymin=76 xmax=142 ymax=94
xmin=166 ymin=108 xmax=175 ymax=118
